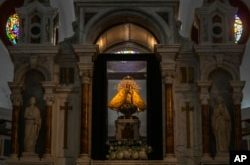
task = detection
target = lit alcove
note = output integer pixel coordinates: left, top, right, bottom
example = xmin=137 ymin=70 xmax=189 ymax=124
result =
xmin=92 ymin=23 xmax=163 ymax=160
xmin=107 ymin=60 xmax=147 ymax=143
xmin=92 ymin=54 xmax=163 ymax=160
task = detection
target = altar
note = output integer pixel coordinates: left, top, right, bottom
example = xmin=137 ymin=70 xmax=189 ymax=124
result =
xmin=115 ymin=116 xmax=140 ymax=140
xmin=5 ymin=0 xmax=246 ymax=165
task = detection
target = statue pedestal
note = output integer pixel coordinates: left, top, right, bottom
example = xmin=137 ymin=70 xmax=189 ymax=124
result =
xmin=6 ymin=159 xmax=53 ymax=165
xmin=115 ymin=116 xmax=140 ymax=140
xmin=77 ymin=154 xmax=91 ymax=165
xmin=22 ymin=152 xmax=38 ymax=158
xmin=164 ymin=154 xmax=177 ymax=162
xmin=6 ymin=153 xmax=53 ymax=165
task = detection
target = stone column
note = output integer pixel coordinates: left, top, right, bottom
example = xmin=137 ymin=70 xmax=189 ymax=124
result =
xmin=230 ymin=81 xmax=245 ymax=150
xmin=80 ymin=72 xmax=91 ymax=157
xmin=164 ymin=73 xmax=175 ymax=156
xmin=42 ymin=82 xmax=55 ymax=157
xmin=198 ymin=81 xmax=211 ymax=156
xmin=9 ymin=83 xmax=22 ymax=158
xmin=155 ymin=44 xmax=180 ymax=159
xmin=73 ymin=44 xmax=97 ymax=162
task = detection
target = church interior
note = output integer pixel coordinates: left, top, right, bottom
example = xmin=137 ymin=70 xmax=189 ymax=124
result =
xmin=0 ymin=0 xmax=250 ymax=165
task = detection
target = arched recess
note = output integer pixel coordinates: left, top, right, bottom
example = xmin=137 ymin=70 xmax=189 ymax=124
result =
xmin=20 ymin=69 xmax=46 ymax=155
xmin=203 ymin=63 xmax=238 ymax=81
xmin=14 ymin=65 xmax=51 ymax=84
xmin=96 ymin=23 xmax=158 ymax=53
xmin=208 ymin=68 xmax=234 ymax=154
xmin=83 ymin=9 xmax=171 ymax=45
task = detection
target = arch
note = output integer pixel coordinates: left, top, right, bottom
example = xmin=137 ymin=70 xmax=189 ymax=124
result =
xmin=31 ymin=14 xmax=41 ymax=24
xmin=14 ymin=64 xmax=51 ymax=83
xmin=83 ymin=8 xmax=172 ymax=45
xmin=208 ymin=68 xmax=233 ymax=80
xmin=96 ymin=23 xmax=158 ymax=53
xmin=212 ymin=15 xmax=223 ymax=23
xmin=202 ymin=63 xmax=239 ymax=81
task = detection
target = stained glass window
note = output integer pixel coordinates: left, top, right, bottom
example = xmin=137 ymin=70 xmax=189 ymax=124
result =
xmin=234 ymin=15 xmax=243 ymax=43
xmin=115 ymin=49 xmax=137 ymax=54
xmin=6 ymin=13 xmax=20 ymax=45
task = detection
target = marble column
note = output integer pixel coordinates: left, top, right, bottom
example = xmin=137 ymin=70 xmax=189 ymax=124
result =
xmin=42 ymin=82 xmax=55 ymax=157
xmin=80 ymin=72 xmax=91 ymax=157
xmin=230 ymin=81 xmax=245 ymax=150
xmin=155 ymin=44 xmax=180 ymax=159
xmin=9 ymin=84 xmax=22 ymax=158
xmin=164 ymin=75 xmax=175 ymax=156
xmin=44 ymin=97 xmax=54 ymax=155
xmin=198 ymin=81 xmax=211 ymax=156
xmin=73 ymin=45 xmax=96 ymax=162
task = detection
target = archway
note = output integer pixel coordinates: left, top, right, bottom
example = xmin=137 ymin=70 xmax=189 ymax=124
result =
xmin=96 ymin=23 xmax=158 ymax=53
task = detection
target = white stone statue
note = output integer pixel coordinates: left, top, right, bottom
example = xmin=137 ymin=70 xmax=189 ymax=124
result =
xmin=24 ymin=97 xmax=41 ymax=153
xmin=212 ymin=98 xmax=231 ymax=154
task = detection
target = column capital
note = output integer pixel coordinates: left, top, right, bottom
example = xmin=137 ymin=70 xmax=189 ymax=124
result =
xmin=80 ymin=70 xmax=92 ymax=84
xmin=199 ymin=94 xmax=210 ymax=105
xmin=198 ymin=81 xmax=212 ymax=105
xmin=9 ymin=83 xmax=23 ymax=106
xmin=232 ymin=92 xmax=243 ymax=105
xmin=42 ymin=82 xmax=56 ymax=106
xmin=44 ymin=95 xmax=55 ymax=106
xmin=230 ymin=81 xmax=245 ymax=105
xmin=10 ymin=93 xmax=23 ymax=106
xmin=162 ymin=70 xmax=175 ymax=84
xmin=230 ymin=80 xmax=245 ymax=91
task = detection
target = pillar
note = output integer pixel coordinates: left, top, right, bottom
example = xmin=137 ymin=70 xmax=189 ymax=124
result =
xmin=42 ymin=82 xmax=55 ymax=156
xmin=73 ymin=44 xmax=97 ymax=162
xmin=230 ymin=81 xmax=245 ymax=150
xmin=9 ymin=84 xmax=22 ymax=158
xmin=155 ymin=44 xmax=180 ymax=159
xmin=80 ymin=72 xmax=91 ymax=157
xmin=198 ymin=81 xmax=211 ymax=156
xmin=164 ymin=74 xmax=175 ymax=156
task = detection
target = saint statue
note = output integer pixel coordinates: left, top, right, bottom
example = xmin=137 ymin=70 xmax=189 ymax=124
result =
xmin=212 ymin=97 xmax=231 ymax=154
xmin=108 ymin=76 xmax=146 ymax=117
xmin=24 ymin=96 xmax=41 ymax=153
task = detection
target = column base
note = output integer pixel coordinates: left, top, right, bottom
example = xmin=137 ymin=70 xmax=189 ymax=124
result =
xmin=21 ymin=152 xmax=40 ymax=160
xmin=76 ymin=154 xmax=91 ymax=165
xmin=164 ymin=154 xmax=177 ymax=163
xmin=42 ymin=154 xmax=52 ymax=160
xmin=10 ymin=154 xmax=19 ymax=159
xmin=90 ymin=160 xmax=178 ymax=165
xmin=202 ymin=153 xmax=212 ymax=160
xmin=6 ymin=157 xmax=53 ymax=165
